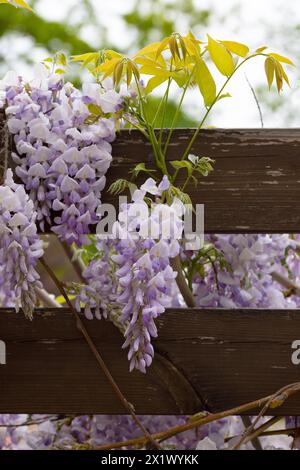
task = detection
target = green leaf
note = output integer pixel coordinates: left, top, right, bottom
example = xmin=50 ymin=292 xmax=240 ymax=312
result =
xmin=188 ymin=154 xmax=214 ymax=176
xmin=87 ymin=103 xmax=102 ymax=115
xmin=194 ymin=57 xmax=216 ymax=107
xmin=166 ymin=185 xmax=192 ymax=206
xmin=57 ymin=51 xmax=67 ymax=66
xmin=129 ymin=163 xmax=156 ymax=178
xmin=108 ymin=179 xmax=137 ymax=195
xmin=220 ymin=40 xmax=249 ymax=58
xmin=170 ymin=160 xmax=193 ymax=176
xmin=207 ymin=35 xmax=235 ymax=77
xmin=194 ymin=156 xmax=214 ymax=176
xmin=216 ymin=92 xmax=231 ymax=101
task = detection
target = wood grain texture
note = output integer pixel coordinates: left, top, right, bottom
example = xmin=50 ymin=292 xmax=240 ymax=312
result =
xmin=1 ymin=308 xmax=300 ymax=415
xmin=2 ymin=108 xmax=300 ymax=233
xmin=105 ymin=128 xmax=300 ymax=233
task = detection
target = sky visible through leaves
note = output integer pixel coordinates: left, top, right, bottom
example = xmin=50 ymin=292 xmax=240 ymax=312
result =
xmin=0 ymin=0 xmax=299 ymax=127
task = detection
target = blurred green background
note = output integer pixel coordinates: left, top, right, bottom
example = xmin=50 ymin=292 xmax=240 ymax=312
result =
xmin=0 ymin=0 xmax=299 ymax=127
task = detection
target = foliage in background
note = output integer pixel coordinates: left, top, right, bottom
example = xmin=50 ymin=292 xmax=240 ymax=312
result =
xmin=1 ymin=0 xmax=300 ymax=126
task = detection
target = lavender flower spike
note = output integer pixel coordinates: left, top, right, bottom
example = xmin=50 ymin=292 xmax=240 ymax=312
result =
xmin=0 ymin=169 xmax=44 ymax=319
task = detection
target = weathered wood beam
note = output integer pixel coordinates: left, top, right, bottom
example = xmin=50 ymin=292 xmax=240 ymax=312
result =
xmin=0 ymin=308 xmax=300 ymax=415
xmin=1 ymin=109 xmax=300 ymax=233
xmin=105 ymin=128 xmax=300 ymax=233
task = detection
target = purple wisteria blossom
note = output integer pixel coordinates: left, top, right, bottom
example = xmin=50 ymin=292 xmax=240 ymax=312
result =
xmin=74 ymin=239 xmax=120 ymax=325
xmin=0 ymin=68 xmax=122 ymax=246
xmin=0 ymin=169 xmax=44 ymax=319
xmin=76 ymin=177 xmax=182 ymax=372
xmin=112 ymin=178 xmax=182 ymax=372
xmin=193 ymin=234 xmax=298 ymax=309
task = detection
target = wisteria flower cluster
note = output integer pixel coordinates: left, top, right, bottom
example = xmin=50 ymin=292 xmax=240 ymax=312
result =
xmin=74 ymin=239 xmax=119 ymax=323
xmin=0 ymin=169 xmax=43 ymax=319
xmin=192 ymin=234 xmax=298 ymax=309
xmin=0 ymin=68 xmax=122 ymax=246
xmin=76 ymin=177 xmax=183 ymax=372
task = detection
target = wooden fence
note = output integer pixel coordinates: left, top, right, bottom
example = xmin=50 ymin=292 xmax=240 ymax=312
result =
xmin=1 ymin=114 xmax=300 ymax=415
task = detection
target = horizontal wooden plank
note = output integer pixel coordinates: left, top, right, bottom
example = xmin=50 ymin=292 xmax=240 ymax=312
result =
xmin=105 ymin=129 xmax=300 ymax=233
xmin=2 ymin=108 xmax=300 ymax=233
xmin=0 ymin=308 xmax=300 ymax=415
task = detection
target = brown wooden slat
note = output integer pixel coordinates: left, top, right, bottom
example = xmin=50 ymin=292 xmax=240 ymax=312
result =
xmin=2 ymin=107 xmax=300 ymax=233
xmin=1 ymin=308 xmax=300 ymax=415
xmin=105 ymin=128 xmax=300 ymax=233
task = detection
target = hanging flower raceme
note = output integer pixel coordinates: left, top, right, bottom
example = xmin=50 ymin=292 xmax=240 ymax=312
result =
xmin=74 ymin=239 xmax=123 ymax=331
xmin=0 ymin=169 xmax=44 ymax=319
xmin=111 ymin=177 xmax=183 ymax=373
xmin=0 ymin=68 xmax=123 ymax=246
xmin=76 ymin=177 xmax=183 ymax=373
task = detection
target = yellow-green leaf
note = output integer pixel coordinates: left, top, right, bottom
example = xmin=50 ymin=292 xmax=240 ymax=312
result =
xmin=155 ymin=37 xmax=170 ymax=59
xmin=276 ymin=61 xmax=290 ymax=86
xmin=274 ymin=60 xmax=283 ymax=92
xmin=139 ymin=65 xmax=174 ymax=78
xmin=94 ymin=57 xmax=121 ymax=77
xmin=256 ymin=46 xmax=268 ymax=53
xmin=134 ymin=56 xmax=165 ymax=68
xmin=134 ymin=42 xmax=162 ymax=58
xmin=71 ymin=52 xmax=99 ymax=63
xmin=207 ymin=35 xmax=235 ymax=77
xmin=220 ymin=40 xmax=249 ymax=58
xmin=269 ymin=52 xmax=294 ymax=66
xmin=145 ymin=76 xmax=168 ymax=94
xmin=195 ymin=57 xmax=216 ymax=106
xmin=1 ymin=0 xmax=34 ymax=11
xmin=55 ymin=294 xmax=76 ymax=304
xmin=113 ymin=60 xmax=124 ymax=86
xmin=264 ymin=57 xmax=275 ymax=89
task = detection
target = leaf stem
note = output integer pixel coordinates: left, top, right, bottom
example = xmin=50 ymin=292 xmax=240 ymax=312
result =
xmin=172 ymin=54 xmax=263 ymax=185
xmin=163 ymin=67 xmax=195 ymax=155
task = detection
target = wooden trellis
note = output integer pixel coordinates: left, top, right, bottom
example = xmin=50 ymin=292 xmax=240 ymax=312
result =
xmin=1 ymin=110 xmax=300 ymax=415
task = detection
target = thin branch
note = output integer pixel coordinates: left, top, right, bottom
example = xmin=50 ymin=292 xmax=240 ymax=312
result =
xmin=232 ymin=382 xmax=300 ymax=449
xmin=226 ymin=416 xmax=282 ymax=445
xmin=0 ymin=120 xmax=9 ymax=186
xmin=245 ymin=74 xmax=264 ymax=128
xmin=171 ymin=255 xmax=195 ymax=307
xmin=254 ymin=426 xmax=300 ymax=438
xmin=38 ymin=257 xmax=160 ymax=450
xmin=94 ymin=381 xmax=300 ymax=450
xmin=271 ymin=271 xmax=300 ymax=296
xmin=241 ymin=416 xmax=262 ymax=450
xmin=35 ymin=287 xmax=61 ymax=308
